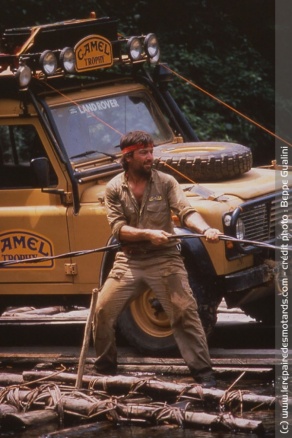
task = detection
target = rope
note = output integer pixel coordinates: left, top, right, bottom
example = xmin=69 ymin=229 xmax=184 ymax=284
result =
xmin=40 ymin=62 xmax=290 ymax=148
xmin=0 ymin=243 xmax=121 ymax=267
xmin=169 ymin=233 xmax=291 ymax=251
xmin=163 ymin=65 xmax=292 ymax=148
xmin=0 ymin=234 xmax=288 ymax=268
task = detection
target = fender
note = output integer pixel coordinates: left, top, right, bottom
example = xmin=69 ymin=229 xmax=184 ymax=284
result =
xmin=176 ymin=227 xmax=222 ymax=334
xmin=174 ymin=227 xmax=217 ymax=277
xmin=99 ymin=235 xmax=119 ymax=286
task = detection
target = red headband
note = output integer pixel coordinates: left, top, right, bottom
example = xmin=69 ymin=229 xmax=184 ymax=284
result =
xmin=121 ymin=143 xmax=153 ymax=155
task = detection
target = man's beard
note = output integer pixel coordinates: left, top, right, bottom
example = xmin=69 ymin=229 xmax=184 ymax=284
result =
xmin=140 ymin=163 xmax=152 ymax=176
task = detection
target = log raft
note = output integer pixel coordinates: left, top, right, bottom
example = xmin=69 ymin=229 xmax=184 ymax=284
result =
xmin=0 ymin=365 xmax=275 ymax=434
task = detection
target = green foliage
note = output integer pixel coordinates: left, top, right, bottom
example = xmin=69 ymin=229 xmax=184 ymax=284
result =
xmin=163 ymin=38 xmax=274 ymax=161
xmin=144 ymin=0 xmax=275 ymax=164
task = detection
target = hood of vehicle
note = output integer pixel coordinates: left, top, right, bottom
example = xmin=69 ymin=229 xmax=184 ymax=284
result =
xmin=81 ymin=167 xmax=276 ymax=204
xmin=184 ymin=167 xmax=275 ymax=201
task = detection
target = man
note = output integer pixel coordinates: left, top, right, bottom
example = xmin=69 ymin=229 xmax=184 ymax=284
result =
xmin=93 ymin=130 xmax=221 ymax=387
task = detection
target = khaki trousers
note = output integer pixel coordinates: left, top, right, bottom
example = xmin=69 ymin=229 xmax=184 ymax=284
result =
xmin=93 ymin=250 xmax=212 ymax=374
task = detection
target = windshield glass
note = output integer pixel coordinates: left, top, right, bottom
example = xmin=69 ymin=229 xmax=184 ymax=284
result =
xmin=50 ymin=91 xmax=173 ymax=162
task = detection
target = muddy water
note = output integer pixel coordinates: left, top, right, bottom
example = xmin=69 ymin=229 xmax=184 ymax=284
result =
xmin=0 ymin=412 xmax=276 ymax=438
xmin=0 ymin=424 xmax=276 ymax=438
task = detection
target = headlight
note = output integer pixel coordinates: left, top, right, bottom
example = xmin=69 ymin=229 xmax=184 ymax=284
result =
xmin=15 ymin=64 xmax=32 ymax=87
xmin=60 ymin=47 xmax=76 ymax=73
xmin=40 ymin=50 xmax=58 ymax=75
xmin=127 ymin=37 xmax=143 ymax=61
xmin=235 ymin=218 xmax=245 ymax=240
xmin=144 ymin=33 xmax=159 ymax=59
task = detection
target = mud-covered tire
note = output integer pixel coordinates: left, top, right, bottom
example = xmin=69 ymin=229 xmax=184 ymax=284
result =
xmin=187 ymin=273 xmax=223 ymax=338
xmin=153 ymin=141 xmax=252 ymax=182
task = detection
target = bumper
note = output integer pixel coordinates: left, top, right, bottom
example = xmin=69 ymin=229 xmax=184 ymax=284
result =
xmin=224 ymin=263 xmax=272 ymax=293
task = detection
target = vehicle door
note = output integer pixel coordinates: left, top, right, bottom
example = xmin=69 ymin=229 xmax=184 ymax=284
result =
xmin=0 ymin=120 xmax=72 ymax=291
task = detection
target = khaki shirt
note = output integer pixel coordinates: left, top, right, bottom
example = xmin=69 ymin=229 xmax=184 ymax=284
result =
xmin=105 ymin=169 xmax=196 ymax=250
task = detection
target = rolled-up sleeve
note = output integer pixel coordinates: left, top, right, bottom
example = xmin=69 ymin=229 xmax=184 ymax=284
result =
xmin=166 ymin=176 xmax=196 ymax=224
xmin=105 ymin=180 xmax=127 ymax=240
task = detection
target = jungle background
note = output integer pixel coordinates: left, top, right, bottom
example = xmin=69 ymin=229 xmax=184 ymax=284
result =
xmin=0 ymin=0 xmax=290 ymax=166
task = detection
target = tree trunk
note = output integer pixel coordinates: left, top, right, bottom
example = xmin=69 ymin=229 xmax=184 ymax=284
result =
xmin=0 ymin=373 xmax=24 ymax=385
xmin=116 ymin=403 xmax=263 ymax=432
xmin=0 ymin=404 xmax=18 ymax=417
xmin=2 ymin=410 xmax=58 ymax=429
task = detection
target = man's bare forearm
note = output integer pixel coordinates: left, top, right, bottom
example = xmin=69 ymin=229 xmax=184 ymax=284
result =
xmin=184 ymin=212 xmax=221 ymax=242
xmin=184 ymin=211 xmax=212 ymax=233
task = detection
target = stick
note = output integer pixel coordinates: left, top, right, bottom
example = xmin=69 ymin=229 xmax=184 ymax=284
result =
xmin=75 ymin=288 xmax=99 ymax=389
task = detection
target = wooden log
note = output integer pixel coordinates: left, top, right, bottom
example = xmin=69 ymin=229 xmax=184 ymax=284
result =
xmin=116 ymin=403 xmax=263 ymax=432
xmin=2 ymin=306 xmax=66 ymax=316
xmin=2 ymin=409 xmax=58 ymax=430
xmin=118 ymin=350 xmax=277 ymax=364
xmin=0 ymin=373 xmax=24 ymax=385
xmin=1 ymin=306 xmax=35 ymax=315
xmin=184 ymin=411 xmax=263 ymax=432
xmin=118 ymin=364 xmax=273 ymax=375
xmin=62 ymin=396 xmax=107 ymax=417
xmin=0 ymin=390 xmax=110 ymax=419
xmin=0 ymin=389 xmax=31 ymax=400
xmin=23 ymin=371 xmax=276 ymax=407
xmin=119 ymin=364 xmax=189 ymax=374
xmin=0 ymin=348 xmax=278 ymax=367
xmin=76 ymin=288 xmax=99 ymax=389
xmin=0 ymin=389 xmax=263 ymax=433
xmin=119 ymin=349 xmax=279 ymax=366
xmin=0 ymin=387 xmax=32 ymax=410
xmin=0 ymin=384 xmax=264 ymax=433
xmin=0 ymin=404 xmax=18 ymax=417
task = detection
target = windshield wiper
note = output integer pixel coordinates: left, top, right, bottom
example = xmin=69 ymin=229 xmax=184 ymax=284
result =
xmin=71 ymin=150 xmax=118 ymax=160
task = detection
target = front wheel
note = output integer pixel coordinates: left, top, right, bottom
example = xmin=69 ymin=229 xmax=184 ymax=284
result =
xmin=117 ymin=278 xmax=222 ymax=356
xmin=118 ymin=288 xmax=177 ymax=356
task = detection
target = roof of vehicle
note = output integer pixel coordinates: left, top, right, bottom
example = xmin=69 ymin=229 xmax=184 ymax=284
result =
xmin=0 ymin=15 xmax=118 ymax=56
xmin=0 ymin=12 xmax=160 ymax=87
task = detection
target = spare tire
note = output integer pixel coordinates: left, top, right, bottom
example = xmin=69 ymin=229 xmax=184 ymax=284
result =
xmin=153 ymin=141 xmax=252 ymax=182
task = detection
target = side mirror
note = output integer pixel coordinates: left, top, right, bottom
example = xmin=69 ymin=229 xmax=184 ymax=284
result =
xmin=31 ymin=157 xmax=50 ymax=188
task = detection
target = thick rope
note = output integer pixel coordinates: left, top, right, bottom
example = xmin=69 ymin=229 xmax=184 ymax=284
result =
xmin=0 ymin=243 xmax=121 ymax=267
xmin=0 ymin=234 xmax=288 ymax=268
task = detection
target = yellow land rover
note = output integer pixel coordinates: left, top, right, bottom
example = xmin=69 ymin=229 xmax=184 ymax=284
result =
xmin=0 ymin=14 xmax=289 ymax=354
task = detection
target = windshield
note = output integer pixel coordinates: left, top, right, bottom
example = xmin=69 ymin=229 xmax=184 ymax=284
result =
xmin=50 ymin=91 xmax=173 ymax=163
